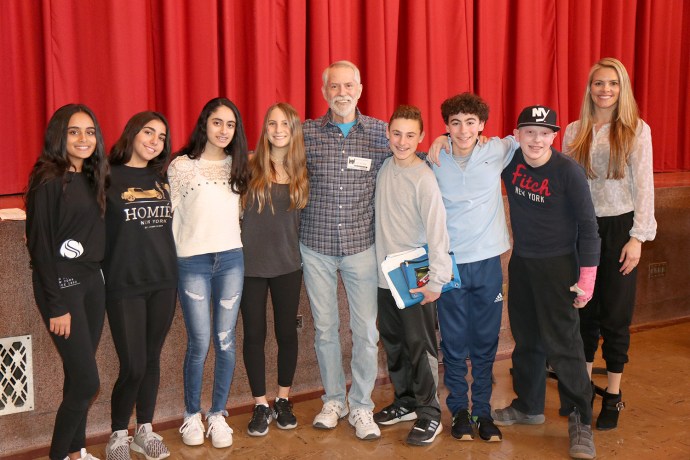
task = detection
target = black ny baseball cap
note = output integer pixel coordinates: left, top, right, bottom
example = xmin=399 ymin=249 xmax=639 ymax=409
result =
xmin=517 ymin=105 xmax=560 ymax=132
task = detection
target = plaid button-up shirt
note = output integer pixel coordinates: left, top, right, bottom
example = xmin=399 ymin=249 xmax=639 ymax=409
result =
xmin=300 ymin=109 xmax=390 ymax=256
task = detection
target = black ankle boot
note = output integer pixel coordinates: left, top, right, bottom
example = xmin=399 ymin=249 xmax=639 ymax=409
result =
xmin=596 ymin=388 xmax=625 ymax=430
xmin=590 ymin=381 xmax=596 ymax=408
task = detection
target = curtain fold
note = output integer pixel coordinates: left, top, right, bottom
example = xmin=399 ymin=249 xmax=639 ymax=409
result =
xmin=1 ymin=0 xmax=688 ymax=195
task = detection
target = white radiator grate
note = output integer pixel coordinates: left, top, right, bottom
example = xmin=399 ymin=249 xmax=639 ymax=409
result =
xmin=0 ymin=335 xmax=34 ymax=416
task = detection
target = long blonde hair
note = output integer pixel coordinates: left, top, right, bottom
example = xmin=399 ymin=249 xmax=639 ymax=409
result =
xmin=245 ymin=103 xmax=308 ymax=213
xmin=568 ymin=57 xmax=640 ymax=179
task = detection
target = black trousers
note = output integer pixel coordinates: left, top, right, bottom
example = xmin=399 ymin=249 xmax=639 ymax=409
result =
xmin=579 ymin=212 xmax=637 ymax=373
xmin=507 ymin=254 xmax=593 ymax=424
xmin=377 ymin=288 xmax=441 ymax=420
xmin=106 ymin=288 xmax=177 ymax=431
xmin=33 ymin=268 xmax=105 ymax=460
xmin=240 ymin=270 xmax=302 ymax=397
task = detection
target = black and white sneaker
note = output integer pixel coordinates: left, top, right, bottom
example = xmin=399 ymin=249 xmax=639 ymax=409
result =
xmin=405 ymin=418 xmax=442 ymax=446
xmin=131 ymin=423 xmax=170 ymax=459
xmin=476 ymin=416 xmax=502 ymax=442
xmin=247 ymin=404 xmax=272 ymax=437
xmin=273 ymin=398 xmax=297 ymax=430
xmin=451 ymin=409 xmax=474 ymax=441
xmin=105 ymin=430 xmax=132 ymax=460
xmin=373 ymin=403 xmax=417 ymax=426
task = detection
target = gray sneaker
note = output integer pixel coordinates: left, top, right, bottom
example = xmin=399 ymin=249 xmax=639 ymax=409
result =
xmin=105 ymin=430 xmax=131 ymax=460
xmin=130 ymin=423 xmax=170 ymax=460
xmin=568 ymin=409 xmax=596 ymax=459
xmin=491 ymin=406 xmax=545 ymax=426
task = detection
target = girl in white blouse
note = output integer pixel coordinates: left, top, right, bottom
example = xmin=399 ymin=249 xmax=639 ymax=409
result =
xmin=168 ymin=97 xmax=250 ymax=449
xmin=563 ymin=57 xmax=657 ymax=431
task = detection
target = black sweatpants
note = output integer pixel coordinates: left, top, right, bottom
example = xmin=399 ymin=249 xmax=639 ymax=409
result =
xmin=106 ymin=288 xmax=177 ymax=431
xmin=579 ymin=212 xmax=637 ymax=373
xmin=377 ymin=288 xmax=441 ymax=420
xmin=507 ymin=254 xmax=593 ymax=424
xmin=240 ymin=270 xmax=301 ymax=397
xmin=33 ymin=268 xmax=105 ymax=460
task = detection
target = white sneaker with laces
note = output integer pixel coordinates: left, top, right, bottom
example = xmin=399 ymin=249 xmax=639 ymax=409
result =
xmin=179 ymin=413 xmax=205 ymax=446
xmin=348 ymin=408 xmax=381 ymax=440
xmin=130 ymin=423 xmax=170 ymax=460
xmin=206 ymin=414 xmax=233 ymax=448
xmin=313 ymin=400 xmax=348 ymax=429
xmin=105 ymin=430 xmax=132 ymax=460
xmin=64 ymin=448 xmax=100 ymax=460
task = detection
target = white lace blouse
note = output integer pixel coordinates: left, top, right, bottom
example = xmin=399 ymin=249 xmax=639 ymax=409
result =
xmin=563 ymin=120 xmax=657 ymax=242
xmin=168 ymin=155 xmax=242 ymax=257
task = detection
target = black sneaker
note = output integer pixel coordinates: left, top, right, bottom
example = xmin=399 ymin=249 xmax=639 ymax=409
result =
xmin=476 ymin=416 xmax=502 ymax=442
xmin=405 ymin=418 xmax=442 ymax=446
xmin=451 ymin=409 xmax=474 ymax=441
xmin=247 ymin=404 xmax=272 ymax=436
xmin=273 ymin=398 xmax=297 ymax=430
xmin=373 ymin=403 xmax=417 ymax=426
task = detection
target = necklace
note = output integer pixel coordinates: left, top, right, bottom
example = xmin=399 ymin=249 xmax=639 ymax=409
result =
xmin=274 ymin=170 xmax=290 ymax=183
xmin=272 ymin=158 xmax=289 ymax=183
xmin=270 ymin=155 xmax=286 ymax=165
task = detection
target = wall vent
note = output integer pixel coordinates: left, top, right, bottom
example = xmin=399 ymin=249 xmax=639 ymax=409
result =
xmin=0 ymin=335 xmax=34 ymax=416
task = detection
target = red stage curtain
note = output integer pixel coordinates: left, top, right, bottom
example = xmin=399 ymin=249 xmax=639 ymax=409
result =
xmin=1 ymin=0 xmax=688 ymax=195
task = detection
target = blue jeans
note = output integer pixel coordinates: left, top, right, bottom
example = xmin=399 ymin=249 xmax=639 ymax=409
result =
xmin=178 ymin=248 xmax=243 ymax=417
xmin=300 ymin=243 xmax=379 ymax=411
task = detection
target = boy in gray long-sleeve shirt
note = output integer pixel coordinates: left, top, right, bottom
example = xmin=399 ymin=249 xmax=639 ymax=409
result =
xmin=373 ymin=105 xmax=451 ymax=446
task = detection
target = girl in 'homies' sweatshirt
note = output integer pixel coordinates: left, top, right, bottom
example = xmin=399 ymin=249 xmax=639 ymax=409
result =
xmin=102 ymin=111 xmax=177 ymax=460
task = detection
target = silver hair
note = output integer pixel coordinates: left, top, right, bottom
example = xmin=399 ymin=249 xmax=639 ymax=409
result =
xmin=321 ymin=60 xmax=361 ymax=87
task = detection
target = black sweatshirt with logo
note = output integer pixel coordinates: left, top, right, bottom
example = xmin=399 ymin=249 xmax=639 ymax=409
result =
xmin=103 ymin=164 xmax=177 ymax=298
xmin=26 ymin=172 xmax=105 ymax=317
xmin=501 ymin=148 xmax=601 ymax=267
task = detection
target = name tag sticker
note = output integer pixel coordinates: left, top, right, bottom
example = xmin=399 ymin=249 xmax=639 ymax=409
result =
xmin=346 ymin=156 xmax=372 ymax=171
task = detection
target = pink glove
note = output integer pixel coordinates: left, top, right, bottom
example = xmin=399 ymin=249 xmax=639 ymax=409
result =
xmin=570 ymin=266 xmax=597 ymax=308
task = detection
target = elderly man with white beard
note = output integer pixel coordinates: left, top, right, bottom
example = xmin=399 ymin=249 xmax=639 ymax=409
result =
xmin=300 ymin=60 xmax=390 ymax=440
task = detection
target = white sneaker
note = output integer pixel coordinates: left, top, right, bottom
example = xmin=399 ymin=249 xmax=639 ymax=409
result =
xmin=179 ymin=413 xmax=205 ymax=446
xmin=348 ymin=408 xmax=381 ymax=440
xmin=206 ymin=414 xmax=233 ymax=448
xmin=65 ymin=448 xmax=100 ymax=460
xmin=105 ymin=430 xmax=132 ymax=460
xmin=130 ymin=423 xmax=170 ymax=459
xmin=313 ymin=400 xmax=348 ymax=429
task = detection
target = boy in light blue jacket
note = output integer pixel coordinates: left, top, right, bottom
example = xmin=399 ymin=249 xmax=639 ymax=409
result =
xmin=429 ymin=92 xmax=518 ymax=442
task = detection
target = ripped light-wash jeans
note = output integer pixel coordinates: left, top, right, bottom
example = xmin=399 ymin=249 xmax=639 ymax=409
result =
xmin=178 ymin=248 xmax=243 ymax=417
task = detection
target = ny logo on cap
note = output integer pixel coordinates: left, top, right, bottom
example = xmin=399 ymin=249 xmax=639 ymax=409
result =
xmin=532 ymin=107 xmax=550 ymax=122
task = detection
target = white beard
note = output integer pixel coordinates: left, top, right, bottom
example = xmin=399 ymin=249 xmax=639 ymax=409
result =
xmin=329 ymin=97 xmax=357 ymax=119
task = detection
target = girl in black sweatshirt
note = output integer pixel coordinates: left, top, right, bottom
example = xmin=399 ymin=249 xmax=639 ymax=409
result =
xmin=103 ymin=112 xmax=177 ymax=460
xmin=25 ymin=103 xmax=108 ymax=460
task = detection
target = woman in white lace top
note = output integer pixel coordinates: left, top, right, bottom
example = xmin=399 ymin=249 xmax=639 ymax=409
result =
xmin=563 ymin=57 xmax=657 ymax=431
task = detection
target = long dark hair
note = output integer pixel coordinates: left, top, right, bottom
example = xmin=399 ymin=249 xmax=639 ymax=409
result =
xmin=25 ymin=103 xmax=108 ymax=215
xmin=175 ymin=97 xmax=249 ymax=195
xmin=109 ymin=111 xmax=171 ymax=177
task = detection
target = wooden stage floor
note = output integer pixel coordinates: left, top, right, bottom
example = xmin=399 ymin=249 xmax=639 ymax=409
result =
xmin=31 ymin=320 xmax=690 ymax=460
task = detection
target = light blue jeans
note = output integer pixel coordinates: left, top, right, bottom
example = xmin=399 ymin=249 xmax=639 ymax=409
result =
xmin=178 ymin=248 xmax=243 ymax=417
xmin=300 ymin=243 xmax=379 ymax=411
